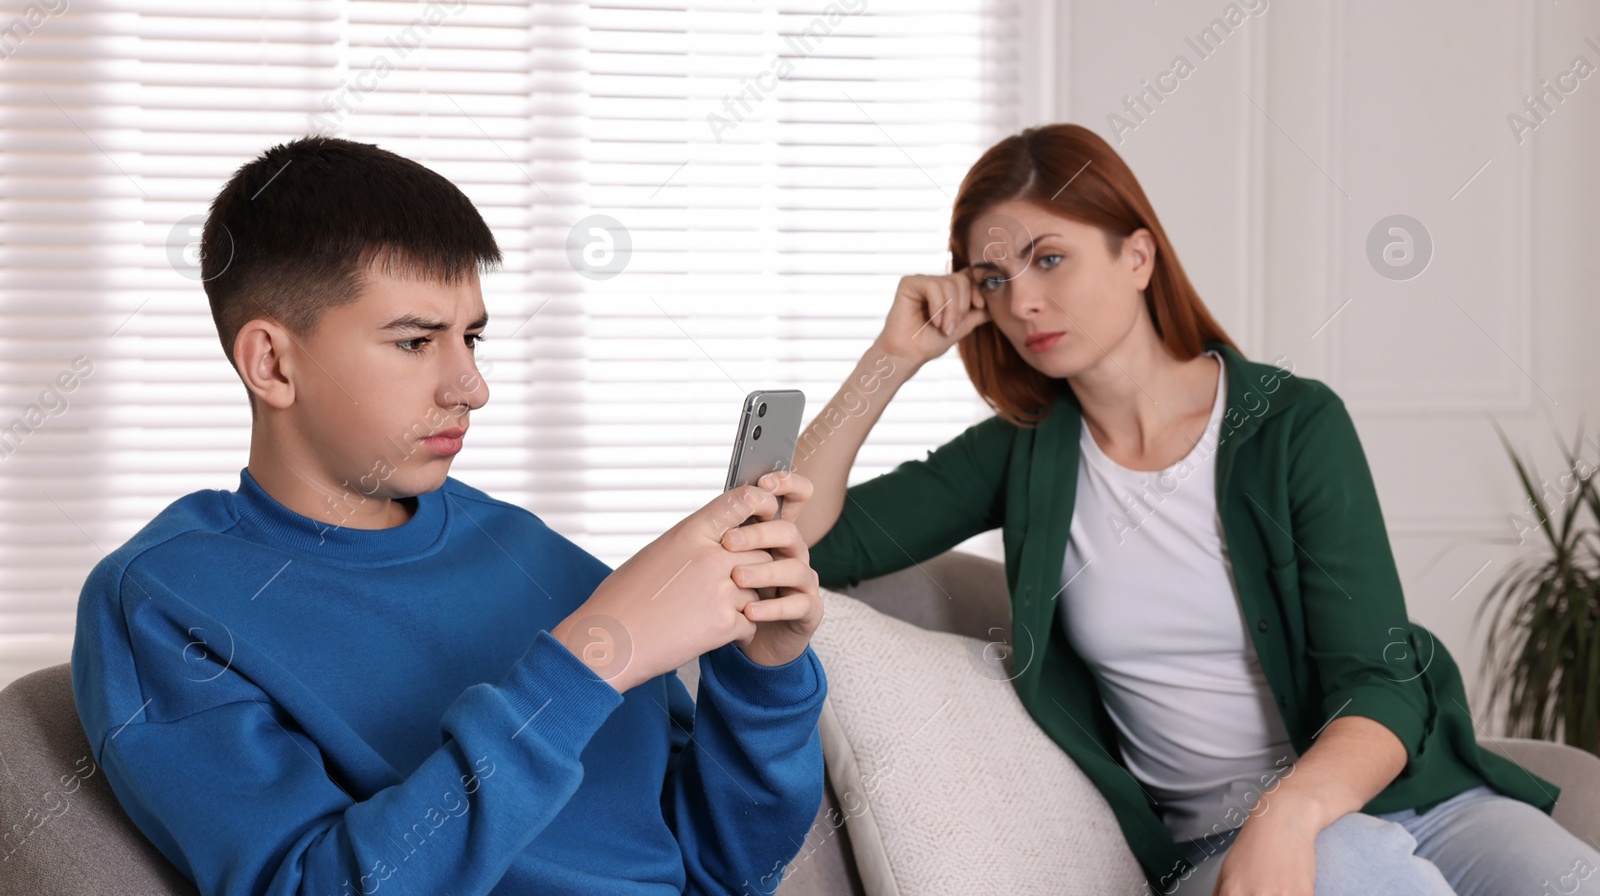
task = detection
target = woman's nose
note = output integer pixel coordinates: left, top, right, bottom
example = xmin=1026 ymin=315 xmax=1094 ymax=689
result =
xmin=1010 ymin=282 xmax=1045 ymax=317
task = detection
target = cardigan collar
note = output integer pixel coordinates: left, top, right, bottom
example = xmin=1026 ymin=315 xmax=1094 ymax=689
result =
xmin=1036 ymin=340 xmax=1314 ymax=497
xmin=1010 ymin=341 xmax=1318 ymax=697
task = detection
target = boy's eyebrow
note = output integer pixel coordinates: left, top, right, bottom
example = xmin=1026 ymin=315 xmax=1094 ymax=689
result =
xmin=379 ymin=312 xmax=490 ymax=333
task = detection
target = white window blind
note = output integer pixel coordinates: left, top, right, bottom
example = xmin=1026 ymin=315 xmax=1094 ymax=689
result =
xmin=0 ymin=0 xmax=1024 ymax=679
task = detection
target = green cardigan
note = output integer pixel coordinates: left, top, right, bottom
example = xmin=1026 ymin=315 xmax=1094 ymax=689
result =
xmin=808 ymin=340 xmax=1558 ymax=891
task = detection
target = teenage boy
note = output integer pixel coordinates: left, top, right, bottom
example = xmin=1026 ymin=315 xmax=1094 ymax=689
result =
xmin=71 ymin=135 xmax=827 ymax=896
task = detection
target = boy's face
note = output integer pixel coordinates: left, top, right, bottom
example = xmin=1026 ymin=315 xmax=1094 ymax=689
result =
xmin=281 ymin=265 xmax=489 ymax=506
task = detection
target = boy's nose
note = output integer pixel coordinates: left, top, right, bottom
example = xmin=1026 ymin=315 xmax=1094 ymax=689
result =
xmin=447 ymin=366 xmax=490 ymax=411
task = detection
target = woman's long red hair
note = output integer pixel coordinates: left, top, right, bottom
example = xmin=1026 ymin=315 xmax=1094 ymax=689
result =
xmin=951 ymin=124 xmax=1238 ymax=426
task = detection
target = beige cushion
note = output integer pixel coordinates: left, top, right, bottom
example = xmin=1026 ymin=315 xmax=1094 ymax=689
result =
xmin=810 ymin=588 xmax=1147 ymax=895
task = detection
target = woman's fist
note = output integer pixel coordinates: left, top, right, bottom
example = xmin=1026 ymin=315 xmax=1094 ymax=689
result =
xmin=875 ymin=272 xmax=991 ymax=368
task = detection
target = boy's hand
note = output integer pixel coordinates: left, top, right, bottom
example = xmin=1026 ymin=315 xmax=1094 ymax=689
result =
xmin=718 ymin=470 xmax=822 ymax=668
xmin=551 ymin=476 xmax=812 ymax=692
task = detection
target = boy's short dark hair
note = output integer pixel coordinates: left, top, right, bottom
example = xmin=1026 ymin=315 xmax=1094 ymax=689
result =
xmin=200 ymin=135 xmax=502 ymax=417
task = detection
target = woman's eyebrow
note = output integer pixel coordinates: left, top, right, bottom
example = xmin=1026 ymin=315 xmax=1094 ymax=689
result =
xmin=970 ymin=232 xmax=1060 ymax=269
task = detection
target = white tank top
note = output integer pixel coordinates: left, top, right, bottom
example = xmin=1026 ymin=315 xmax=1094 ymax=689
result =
xmin=1055 ymin=351 xmax=1297 ymax=842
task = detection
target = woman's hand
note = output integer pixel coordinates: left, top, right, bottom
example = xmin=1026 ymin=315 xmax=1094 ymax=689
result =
xmin=1206 ymin=717 xmax=1405 ymax=894
xmin=874 ymin=272 xmax=991 ymax=368
xmin=1210 ymin=811 xmax=1320 ymax=896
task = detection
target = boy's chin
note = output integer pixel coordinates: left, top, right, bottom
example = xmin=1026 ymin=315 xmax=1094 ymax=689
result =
xmin=400 ymin=475 xmax=448 ymax=497
xmin=372 ymin=468 xmax=448 ymax=502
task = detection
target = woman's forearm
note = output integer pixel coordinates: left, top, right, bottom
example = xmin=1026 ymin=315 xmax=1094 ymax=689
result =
xmin=1260 ymin=715 xmax=1407 ymax=832
xmin=793 ymin=340 xmax=920 ymax=547
xmin=1212 ymin=715 xmax=1409 ymax=891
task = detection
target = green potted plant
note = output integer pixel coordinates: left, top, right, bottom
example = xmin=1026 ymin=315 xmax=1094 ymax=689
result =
xmin=1476 ymin=423 xmax=1600 ymax=756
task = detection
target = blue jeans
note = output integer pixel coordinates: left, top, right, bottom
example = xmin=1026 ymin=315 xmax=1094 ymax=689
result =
xmin=1174 ymin=785 xmax=1600 ymax=895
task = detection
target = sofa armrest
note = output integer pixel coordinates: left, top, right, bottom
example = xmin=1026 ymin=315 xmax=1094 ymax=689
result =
xmin=0 ymin=664 xmax=198 ymax=896
xmin=1479 ymin=736 xmax=1600 ymax=842
xmin=833 ymin=549 xmax=1009 ymax=641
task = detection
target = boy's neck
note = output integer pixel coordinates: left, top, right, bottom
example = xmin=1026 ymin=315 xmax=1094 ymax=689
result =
xmin=246 ymin=455 xmax=418 ymax=531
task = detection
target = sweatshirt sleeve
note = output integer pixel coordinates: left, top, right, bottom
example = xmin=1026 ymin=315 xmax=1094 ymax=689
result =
xmin=72 ymin=561 xmax=624 ymax=896
xmin=659 ymin=641 xmax=827 ymax=896
xmin=809 ymin=413 xmax=1013 ymax=590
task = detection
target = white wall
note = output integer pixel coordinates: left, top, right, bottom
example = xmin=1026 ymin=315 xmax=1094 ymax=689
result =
xmin=1047 ymin=0 xmax=1600 ymax=727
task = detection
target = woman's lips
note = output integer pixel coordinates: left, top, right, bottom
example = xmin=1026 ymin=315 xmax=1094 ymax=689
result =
xmin=1025 ymin=332 xmax=1064 ymax=353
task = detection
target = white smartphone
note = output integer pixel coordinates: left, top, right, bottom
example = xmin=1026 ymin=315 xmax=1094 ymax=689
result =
xmin=724 ymin=389 xmax=805 ymax=527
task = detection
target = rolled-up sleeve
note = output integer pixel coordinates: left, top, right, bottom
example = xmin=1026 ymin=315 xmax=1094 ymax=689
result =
xmin=1284 ymin=388 xmax=1433 ymax=763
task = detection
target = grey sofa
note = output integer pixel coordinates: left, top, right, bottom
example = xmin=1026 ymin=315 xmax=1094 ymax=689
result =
xmin=3 ymin=550 xmax=1598 ymax=895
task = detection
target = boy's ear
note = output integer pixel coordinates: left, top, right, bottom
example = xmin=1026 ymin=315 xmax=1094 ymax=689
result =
xmin=235 ymin=320 xmax=296 ymax=411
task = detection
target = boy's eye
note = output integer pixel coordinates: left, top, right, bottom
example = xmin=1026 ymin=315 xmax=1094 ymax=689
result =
xmin=396 ymin=334 xmax=486 ymax=354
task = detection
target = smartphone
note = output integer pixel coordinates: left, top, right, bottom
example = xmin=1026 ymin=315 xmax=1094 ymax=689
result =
xmin=724 ymin=389 xmax=805 ymax=527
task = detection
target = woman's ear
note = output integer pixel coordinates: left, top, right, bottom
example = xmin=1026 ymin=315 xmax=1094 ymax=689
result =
xmin=1126 ymin=227 xmax=1157 ymax=290
xmin=235 ymin=320 xmax=296 ymax=411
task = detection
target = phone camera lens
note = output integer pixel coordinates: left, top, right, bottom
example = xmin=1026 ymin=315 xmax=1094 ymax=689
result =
xmin=757 ymin=402 xmax=767 ymax=417
xmin=752 ymin=425 xmax=762 ymax=440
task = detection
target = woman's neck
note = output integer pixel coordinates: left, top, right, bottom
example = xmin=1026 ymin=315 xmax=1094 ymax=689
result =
xmin=1068 ymin=333 xmax=1220 ymax=472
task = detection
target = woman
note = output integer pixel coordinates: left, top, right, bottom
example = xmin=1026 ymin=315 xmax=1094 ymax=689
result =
xmin=795 ymin=123 xmax=1599 ymax=895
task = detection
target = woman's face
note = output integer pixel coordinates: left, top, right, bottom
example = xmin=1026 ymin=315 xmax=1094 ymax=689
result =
xmin=963 ymin=198 xmax=1156 ymax=379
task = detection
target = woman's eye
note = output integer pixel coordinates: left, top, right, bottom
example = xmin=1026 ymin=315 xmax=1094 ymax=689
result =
xmin=979 ymin=275 xmax=1006 ymax=292
xmin=1037 ymin=253 xmax=1063 ymax=269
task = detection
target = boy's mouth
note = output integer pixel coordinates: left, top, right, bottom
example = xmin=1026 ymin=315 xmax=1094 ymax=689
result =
xmin=421 ymin=427 xmax=467 ymax=456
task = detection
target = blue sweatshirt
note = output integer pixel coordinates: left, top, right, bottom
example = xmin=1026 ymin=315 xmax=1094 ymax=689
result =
xmin=71 ymin=467 xmax=827 ymax=896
